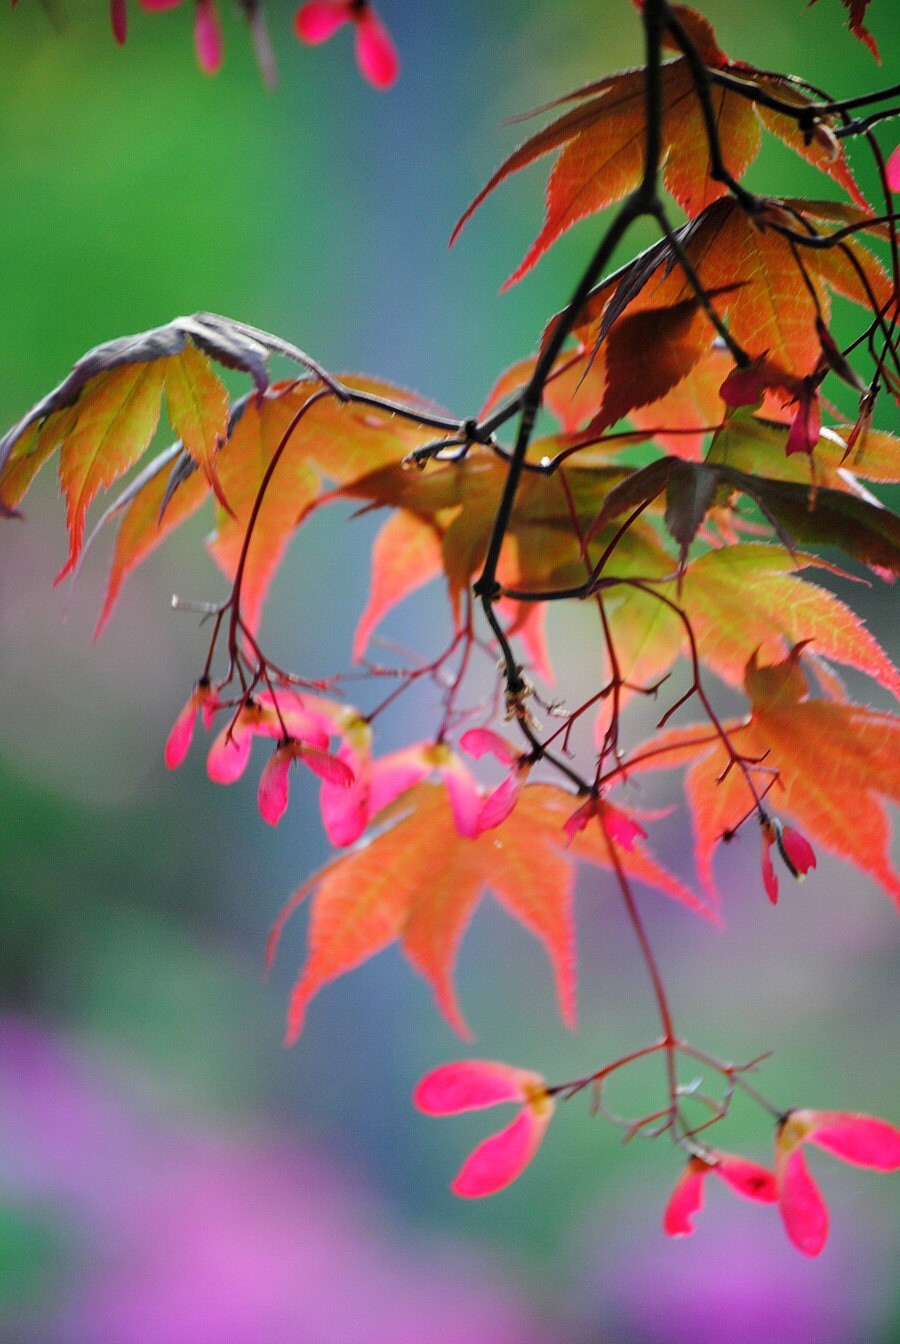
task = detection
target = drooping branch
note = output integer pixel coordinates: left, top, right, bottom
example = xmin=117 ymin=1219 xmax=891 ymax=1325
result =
xmin=473 ymin=0 xmax=669 ymax=730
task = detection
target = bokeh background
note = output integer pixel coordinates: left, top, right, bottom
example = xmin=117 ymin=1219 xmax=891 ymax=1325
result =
xmin=0 ymin=1 xmax=898 ymax=1340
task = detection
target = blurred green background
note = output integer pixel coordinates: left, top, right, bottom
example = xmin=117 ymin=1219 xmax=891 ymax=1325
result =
xmin=0 ymin=1 xmax=897 ymax=1340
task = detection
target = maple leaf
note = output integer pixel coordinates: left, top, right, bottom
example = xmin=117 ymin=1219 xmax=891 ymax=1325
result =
xmin=482 ymin=339 xmax=735 ymax=462
xmin=593 ymin=543 xmax=900 ymax=709
xmin=267 ymin=782 xmax=708 ymax=1044
xmin=202 ymin=374 xmax=455 ymax=636
xmin=636 ymin=647 xmax=900 ymax=905
xmin=0 ymin=313 xmax=337 ymax=498
xmin=452 ymin=9 xmax=866 ymax=286
xmin=809 ymin=0 xmax=880 ymax=60
xmin=708 ymin=410 xmax=900 ymax=492
xmin=160 ymin=337 xmax=230 ymax=502
xmin=339 ymin=443 xmax=669 ymax=640
xmin=594 ymin=452 xmax=900 ymax=576
xmin=288 ymin=375 xmax=453 ymax=484
xmin=205 ymin=390 xmax=322 ymax=638
xmin=94 ymin=443 xmax=211 ymax=638
xmin=615 ymin=342 xmax=734 ymax=458
xmin=80 ymin=389 xmax=253 ymax=634
xmin=0 ymin=314 xmax=296 ymax=573
xmin=353 ymin=507 xmax=444 ymax=660
xmin=49 ymin=363 xmax=168 ymax=584
xmin=183 ymin=372 xmax=448 ymax=638
xmin=479 ymin=348 xmax=613 ymax=438
xmin=512 ymin=200 xmax=889 ymax=445
xmin=0 ymin=313 xmax=452 ymax=634
xmin=453 ymin=58 xmax=758 ymax=287
xmin=558 ymin=199 xmax=891 ymax=430
xmin=591 ymin=295 xmax=730 ymax=435
xmin=751 ymin=81 xmax=872 ymax=193
xmin=677 ymin=545 xmax=900 ymax=696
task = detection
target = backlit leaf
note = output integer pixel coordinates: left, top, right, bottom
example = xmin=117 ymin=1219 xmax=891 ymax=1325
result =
xmin=206 ymin=390 xmax=322 ymax=636
xmin=595 ymin=297 xmax=717 ymax=433
xmin=340 ymin=444 xmax=641 ymax=609
xmin=452 ymin=11 xmax=865 ymax=286
xmin=594 ymin=454 xmax=900 ymax=575
xmin=271 ymin=781 xmax=707 ymax=1043
xmin=707 ymin=411 xmax=900 ymax=489
xmin=55 ymin=362 xmax=167 ymax=581
xmin=664 ymin=459 xmax=720 ymax=567
xmin=808 ymin=0 xmax=880 ymax=59
xmin=725 ymin=468 xmax=900 ymax=574
xmin=637 ymin=648 xmax=900 ymax=903
xmin=0 ymin=314 xmax=279 ymax=484
xmin=754 ymin=79 xmax=868 ymax=205
xmin=669 ymin=544 xmax=898 ymax=694
xmin=353 ymin=508 xmax=444 ymax=660
xmin=161 ymin=341 xmax=230 ymax=498
xmin=588 ymin=541 xmax=899 ymax=709
xmin=455 ymin=59 xmax=760 ymax=287
xmin=294 ymin=375 xmax=453 ymax=483
xmin=0 ymin=405 xmax=79 ymax=515
xmin=692 ymin=546 xmax=899 ymax=693
xmin=94 ymin=448 xmax=211 ymax=637
xmin=0 ymin=314 xmax=333 ymax=579
xmin=566 ymin=200 xmax=890 ymax=424
xmin=0 ymin=312 xmax=340 ymax=531
xmin=616 ymin=341 xmax=732 ymax=458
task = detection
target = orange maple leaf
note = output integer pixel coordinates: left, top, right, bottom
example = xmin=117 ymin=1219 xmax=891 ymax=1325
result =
xmin=565 ymin=200 xmax=890 ymax=428
xmin=94 ymin=447 xmax=211 ymax=638
xmin=268 ymin=782 xmax=711 ymax=1044
xmin=808 ymin=0 xmax=880 ymax=59
xmin=635 ymin=647 xmax=900 ymax=905
xmin=597 ymin=543 xmax=900 ymax=704
xmin=452 ymin=6 xmax=866 ymax=287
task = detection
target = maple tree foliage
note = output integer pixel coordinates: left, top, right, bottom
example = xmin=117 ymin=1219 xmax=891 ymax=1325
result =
xmin=5 ymin=0 xmax=900 ymax=1253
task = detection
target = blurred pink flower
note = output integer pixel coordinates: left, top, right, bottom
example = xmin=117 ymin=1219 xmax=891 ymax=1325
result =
xmin=0 ymin=1018 xmax=555 ymax=1344
xmin=164 ymin=681 xmax=220 ymax=770
xmin=203 ymin=691 xmax=333 ymax=785
xmin=110 ymin=0 xmax=127 ymax=43
xmin=320 ymin=740 xmax=483 ymax=845
xmin=785 ymin=385 xmax=821 ymax=457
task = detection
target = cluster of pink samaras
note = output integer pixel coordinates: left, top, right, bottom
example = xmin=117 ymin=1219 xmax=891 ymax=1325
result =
xmin=167 ymin=686 xmax=816 ymax=905
xmin=167 ymin=688 xmax=565 ymax=841
xmin=415 ymin=1060 xmax=900 ymax=1257
xmin=104 ymin=0 xmax=399 ymax=88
